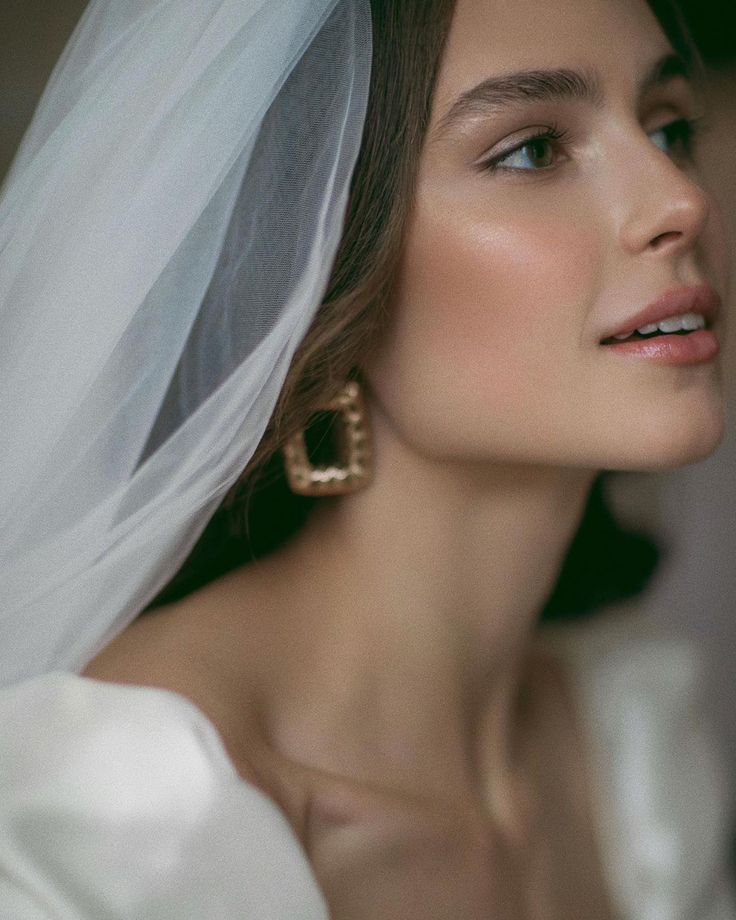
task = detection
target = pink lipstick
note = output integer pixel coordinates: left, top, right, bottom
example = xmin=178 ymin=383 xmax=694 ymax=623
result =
xmin=599 ymin=284 xmax=721 ymax=366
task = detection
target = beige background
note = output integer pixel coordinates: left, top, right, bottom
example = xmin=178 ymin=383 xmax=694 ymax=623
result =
xmin=2 ymin=4 xmax=736 ymax=775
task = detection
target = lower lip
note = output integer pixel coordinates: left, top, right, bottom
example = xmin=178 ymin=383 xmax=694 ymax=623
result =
xmin=600 ymin=329 xmax=720 ymax=365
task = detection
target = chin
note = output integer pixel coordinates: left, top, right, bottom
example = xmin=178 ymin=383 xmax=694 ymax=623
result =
xmin=613 ymin=408 xmax=726 ymax=471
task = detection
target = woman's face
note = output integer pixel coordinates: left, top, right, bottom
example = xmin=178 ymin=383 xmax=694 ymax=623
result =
xmin=364 ymin=0 xmax=731 ymax=472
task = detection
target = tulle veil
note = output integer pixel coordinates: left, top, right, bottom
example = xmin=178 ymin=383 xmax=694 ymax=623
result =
xmin=0 ymin=0 xmax=372 ymax=684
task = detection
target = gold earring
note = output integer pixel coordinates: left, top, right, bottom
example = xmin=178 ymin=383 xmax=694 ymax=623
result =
xmin=283 ymin=380 xmax=373 ymax=496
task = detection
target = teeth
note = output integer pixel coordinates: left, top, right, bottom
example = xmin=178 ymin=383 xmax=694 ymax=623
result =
xmin=612 ymin=312 xmax=706 ymax=341
xmin=679 ymin=312 xmax=706 ymax=331
xmin=652 ymin=312 xmax=706 ymax=334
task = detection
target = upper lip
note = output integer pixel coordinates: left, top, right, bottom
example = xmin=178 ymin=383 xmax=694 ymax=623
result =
xmin=600 ymin=283 xmax=722 ymax=343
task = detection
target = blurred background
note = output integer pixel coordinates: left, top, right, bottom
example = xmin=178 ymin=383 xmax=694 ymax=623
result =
xmin=600 ymin=0 xmax=736 ymax=786
xmin=1 ymin=0 xmax=735 ymax=791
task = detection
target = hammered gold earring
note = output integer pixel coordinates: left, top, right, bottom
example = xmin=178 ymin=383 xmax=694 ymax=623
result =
xmin=283 ymin=380 xmax=373 ymax=496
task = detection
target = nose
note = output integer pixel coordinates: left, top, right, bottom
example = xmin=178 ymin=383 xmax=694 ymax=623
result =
xmin=616 ymin=141 xmax=711 ymax=260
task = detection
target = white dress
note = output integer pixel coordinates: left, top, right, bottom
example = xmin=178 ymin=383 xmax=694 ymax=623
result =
xmin=0 ymin=610 xmax=734 ymax=920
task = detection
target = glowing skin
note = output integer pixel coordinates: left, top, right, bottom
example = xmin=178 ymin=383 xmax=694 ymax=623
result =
xmin=366 ymin=0 xmax=730 ymax=471
xmin=83 ymin=2 xmax=732 ymax=917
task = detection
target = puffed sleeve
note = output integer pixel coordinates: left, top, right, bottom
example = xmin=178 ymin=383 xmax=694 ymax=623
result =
xmin=537 ymin=611 xmax=736 ymax=920
xmin=0 ymin=672 xmax=330 ymax=920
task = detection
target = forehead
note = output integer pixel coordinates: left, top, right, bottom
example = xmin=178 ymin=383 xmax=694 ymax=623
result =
xmin=432 ymin=0 xmax=674 ymax=113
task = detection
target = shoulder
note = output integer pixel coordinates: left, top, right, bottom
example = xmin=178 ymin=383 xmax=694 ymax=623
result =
xmin=0 ymin=671 xmax=240 ymax=802
xmin=0 ymin=672 xmax=329 ymax=919
xmin=81 ymin=586 xmax=262 ymax=770
xmin=81 ymin=560 xmax=276 ymax=710
xmin=82 ymin=604 xmax=207 ymax=699
xmin=80 ymin=589 xmax=316 ymax=841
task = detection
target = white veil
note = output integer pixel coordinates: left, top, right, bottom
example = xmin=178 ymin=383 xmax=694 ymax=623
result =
xmin=0 ymin=0 xmax=372 ymax=685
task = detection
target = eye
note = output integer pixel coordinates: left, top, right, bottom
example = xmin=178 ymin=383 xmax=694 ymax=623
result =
xmin=648 ymin=116 xmax=708 ymax=161
xmin=478 ymin=126 xmax=570 ymax=174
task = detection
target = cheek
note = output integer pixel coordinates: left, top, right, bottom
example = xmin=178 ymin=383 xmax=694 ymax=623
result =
xmin=368 ymin=189 xmax=600 ymax=450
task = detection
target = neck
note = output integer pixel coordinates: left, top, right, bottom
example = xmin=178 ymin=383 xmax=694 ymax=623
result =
xmin=244 ymin=410 xmax=596 ymax=814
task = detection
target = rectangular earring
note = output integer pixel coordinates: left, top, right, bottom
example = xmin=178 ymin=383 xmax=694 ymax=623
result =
xmin=283 ymin=380 xmax=373 ymax=496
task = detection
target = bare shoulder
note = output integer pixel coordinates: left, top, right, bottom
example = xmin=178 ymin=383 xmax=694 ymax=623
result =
xmin=82 ymin=561 xmax=267 ymax=688
xmin=81 ymin=570 xmax=266 ymax=767
xmin=82 ymin=600 xmax=205 ymax=690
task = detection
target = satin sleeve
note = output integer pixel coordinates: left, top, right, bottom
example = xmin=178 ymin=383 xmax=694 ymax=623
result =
xmin=0 ymin=672 xmax=329 ymax=920
xmin=536 ymin=611 xmax=736 ymax=920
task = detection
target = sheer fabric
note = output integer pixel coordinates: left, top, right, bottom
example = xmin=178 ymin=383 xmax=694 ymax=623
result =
xmin=0 ymin=0 xmax=372 ymax=684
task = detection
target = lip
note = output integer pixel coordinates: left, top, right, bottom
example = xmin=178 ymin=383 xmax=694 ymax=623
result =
xmin=599 ymin=283 xmax=722 ymax=343
xmin=598 ymin=328 xmax=720 ymax=365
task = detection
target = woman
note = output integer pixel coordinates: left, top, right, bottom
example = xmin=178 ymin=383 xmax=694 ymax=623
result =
xmin=0 ymin=0 xmax=733 ymax=917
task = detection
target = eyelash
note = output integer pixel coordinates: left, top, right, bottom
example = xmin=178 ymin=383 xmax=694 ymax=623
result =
xmin=478 ymin=116 xmax=708 ymax=175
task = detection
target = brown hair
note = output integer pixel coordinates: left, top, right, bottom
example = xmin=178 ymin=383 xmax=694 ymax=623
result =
xmin=149 ymin=0 xmax=696 ymax=613
xmin=148 ymin=0 xmax=458 ymax=606
xmin=233 ymin=0 xmax=457 ymax=482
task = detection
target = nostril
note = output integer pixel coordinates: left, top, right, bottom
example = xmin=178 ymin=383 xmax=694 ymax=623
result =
xmin=650 ymin=230 xmax=682 ymax=249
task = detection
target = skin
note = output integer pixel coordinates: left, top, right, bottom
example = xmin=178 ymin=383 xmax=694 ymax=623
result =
xmin=83 ymin=0 xmax=731 ymax=916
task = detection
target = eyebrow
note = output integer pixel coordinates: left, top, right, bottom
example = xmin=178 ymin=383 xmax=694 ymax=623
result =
xmin=431 ymin=52 xmax=692 ymax=144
